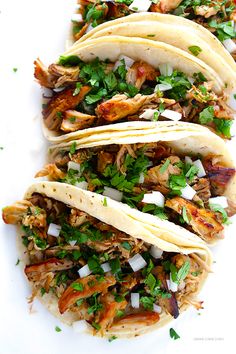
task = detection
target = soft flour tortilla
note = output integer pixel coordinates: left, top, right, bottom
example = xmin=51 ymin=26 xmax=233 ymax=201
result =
xmin=70 ymin=19 xmax=236 ymax=91
xmin=72 ymin=12 xmax=236 ymax=71
xmin=22 ymin=181 xmax=212 ymax=337
xmin=44 ymin=35 xmax=224 ymax=143
xmin=49 ymin=121 xmax=236 ymax=214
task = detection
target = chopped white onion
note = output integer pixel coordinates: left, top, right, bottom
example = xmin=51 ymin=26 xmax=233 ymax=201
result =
xmin=185 ymin=156 xmax=193 ymax=164
xmin=181 ymin=184 xmax=196 ymax=200
xmin=131 ymin=293 xmax=140 ymax=309
xmin=149 ymin=245 xmax=163 ymax=259
xmin=153 ymin=304 xmax=162 ymax=314
xmin=209 ymin=196 xmax=228 ymax=208
xmin=68 ymin=161 xmax=80 ymax=172
xmin=193 ymin=159 xmax=206 ymax=178
xmin=167 ymin=275 xmax=178 ymax=292
xmin=53 ymin=87 xmax=65 ymax=92
xmin=178 ymin=281 xmax=186 ymax=291
xmin=69 ymin=240 xmax=77 ymax=247
xmin=47 ymin=223 xmax=61 ymax=237
xmin=101 ymin=262 xmax=111 ymax=273
xmin=103 ymin=186 xmax=123 ymax=202
xmin=155 ymin=83 xmax=172 ymax=92
xmin=78 ymin=264 xmax=91 ymax=278
xmin=188 ymin=76 xmax=195 ymax=85
xmin=42 ymin=88 xmax=53 ymax=98
xmin=161 ymin=109 xmax=182 ymax=121
xmin=223 ymin=38 xmax=236 ymax=53
xmin=113 ymin=55 xmax=135 ymax=71
xmin=85 ymin=23 xmax=94 ymax=34
xmin=140 ymin=108 xmax=157 ymax=120
xmin=72 ymin=320 xmax=88 ymax=333
xmin=129 ymin=0 xmax=152 ymax=12
xmin=142 ymin=191 xmax=165 ymax=208
xmin=159 ymin=63 xmax=173 ymax=77
xmin=75 ymin=181 xmax=88 ymax=190
xmin=71 ymin=13 xmax=83 ymax=22
xmin=128 ymin=254 xmax=147 ymax=272
xmin=139 ymin=172 xmax=145 ymax=184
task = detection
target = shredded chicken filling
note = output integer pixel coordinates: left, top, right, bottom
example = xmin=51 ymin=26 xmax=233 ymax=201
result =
xmin=2 ymin=195 xmax=206 ymax=334
xmin=37 ymin=142 xmax=236 ymax=243
xmin=34 ymin=55 xmax=234 ymax=139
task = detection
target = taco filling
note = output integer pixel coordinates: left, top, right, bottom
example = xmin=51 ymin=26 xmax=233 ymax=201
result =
xmin=35 ymin=56 xmax=234 ymax=139
xmin=3 ymin=194 xmax=207 ymax=335
xmin=37 ymin=142 xmax=236 ymax=243
xmin=72 ymin=1 xmax=236 ymax=59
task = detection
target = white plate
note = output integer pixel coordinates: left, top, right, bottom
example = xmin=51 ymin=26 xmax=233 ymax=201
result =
xmin=0 ymin=1 xmax=235 ymax=353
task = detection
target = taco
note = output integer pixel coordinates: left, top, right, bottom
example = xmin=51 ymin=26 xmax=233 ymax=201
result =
xmin=36 ymin=122 xmax=236 ymax=245
xmin=2 ymin=181 xmax=212 ymax=338
xmin=71 ymin=1 xmax=236 ymax=62
xmin=34 ymin=36 xmax=235 ymax=143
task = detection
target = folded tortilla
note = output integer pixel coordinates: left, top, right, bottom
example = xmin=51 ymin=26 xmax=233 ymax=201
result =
xmin=47 ymin=122 xmax=236 ymax=245
xmin=41 ymin=36 xmax=227 ymax=143
xmin=4 ymin=181 xmax=212 ymax=338
xmin=70 ymin=16 xmax=236 ymax=93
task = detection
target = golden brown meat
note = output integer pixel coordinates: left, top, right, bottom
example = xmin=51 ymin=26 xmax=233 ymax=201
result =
xmin=126 ymin=61 xmax=159 ymax=89
xmin=43 ymin=86 xmax=91 ymax=131
xmin=203 ymin=157 xmax=235 ymax=195
xmin=165 ymin=196 xmax=224 ymax=242
xmin=25 ymin=258 xmax=74 ymax=281
xmin=35 ymin=164 xmax=66 ymax=180
xmin=61 ymin=110 xmax=96 ymax=132
xmin=34 ymin=59 xmax=80 ymax=88
xmin=58 ymin=275 xmax=116 ymax=314
xmin=150 ymin=0 xmax=183 ymax=13
xmin=2 ymin=201 xmax=46 ymax=228
xmin=96 ymin=293 xmax=127 ymax=332
xmin=95 ymin=93 xmax=148 ymax=122
xmin=97 ymin=151 xmax=114 ymax=173
xmin=144 ymin=156 xmax=181 ymax=190
xmin=113 ymin=311 xmax=160 ymax=327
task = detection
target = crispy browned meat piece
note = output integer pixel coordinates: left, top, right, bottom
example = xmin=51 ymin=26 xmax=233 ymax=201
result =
xmin=144 ymin=156 xmax=181 ymax=191
xmin=34 ymin=59 xmax=80 ymax=88
xmin=97 ymin=151 xmax=114 ymax=173
xmin=165 ymin=196 xmax=224 ymax=242
xmin=69 ymin=209 xmax=93 ymax=228
xmin=43 ymin=86 xmax=91 ymax=131
xmin=61 ymin=110 xmax=96 ymax=132
xmin=192 ymin=178 xmax=211 ymax=204
xmin=95 ymin=94 xmax=148 ymax=122
xmin=2 ymin=201 xmax=33 ymax=224
xmin=96 ymin=293 xmax=127 ymax=331
xmin=58 ymin=275 xmax=116 ymax=314
xmin=35 ymin=164 xmax=66 ymax=180
xmin=2 ymin=201 xmax=46 ymax=228
xmin=152 ymin=265 xmax=179 ymax=319
xmin=203 ymin=157 xmax=235 ymax=195
xmin=114 ymin=311 xmax=160 ymax=327
xmin=25 ymin=258 xmax=74 ymax=281
xmin=195 ymin=4 xmax=219 ymax=18
xmin=126 ymin=61 xmax=159 ymax=89
xmin=107 ymin=1 xmax=129 ymax=19
xmin=150 ymin=0 xmax=182 ymax=12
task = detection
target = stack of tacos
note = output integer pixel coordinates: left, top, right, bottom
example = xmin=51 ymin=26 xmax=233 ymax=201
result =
xmin=3 ymin=0 xmax=236 ymax=339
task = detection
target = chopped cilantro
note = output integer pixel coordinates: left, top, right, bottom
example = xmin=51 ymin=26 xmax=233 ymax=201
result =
xmin=103 ymin=197 xmax=108 ymax=206
xmin=13 ymin=68 xmax=18 ymax=72
xmin=76 ymin=299 xmax=84 ymax=307
xmin=108 ymin=336 xmax=117 ymax=342
xmin=55 ymin=326 xmax=62 ymax=332
xmin=159 ymin=159 xmax=170 ymax=174
xmin=182 ymin=206 xmax=190 ymax=224
xmin=214 ymin=118 xmax=232 ymax=138
xmin=71 ymin=282 xmax=84 ymax=291
xmin=208 ymin=20 xmax=236 ymax=42
xmin=170 ymin=261 xmax=190 ymax=284
xmin=199 ymin=106 xmax=214 ymax=124
xmin=58 ymin=55 xmax=81 ymax=66
xmin=41 ymin=287 xmax=46 ymax=296
xmin=109 ymin=258 xmax=121 ymax=275
xmin=209 ymin=203 xmax=230 ymax=224
xmin=69 ymin=142 xmax=77 ymax=155
xmin=188 ymin=46 xmax=202 ymax=56
xmin=91 ymin=322 xmax=101 ymax=330
xmin=169 ymin=328 xmax=180 ymax=340
xmin=15 ymin=258 xmax=20 ymax=266
xmin=73 ymin=82 xmax=82 ymax=96
xmin=121 ymin=241 xmax=132 ymax=251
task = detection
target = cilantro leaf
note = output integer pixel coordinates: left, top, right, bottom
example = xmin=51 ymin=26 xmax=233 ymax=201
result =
xmin=170 ymin=328 xmax=180 ymax=340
